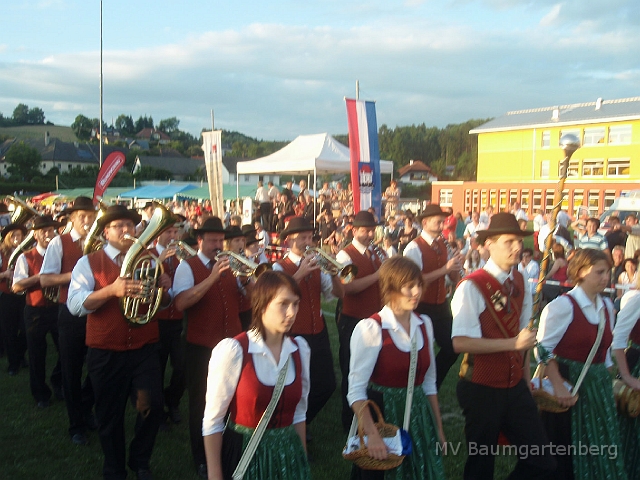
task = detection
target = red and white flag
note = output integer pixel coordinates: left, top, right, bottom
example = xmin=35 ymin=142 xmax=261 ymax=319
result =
xmin=93 ymin=151 xmax=125 ymax=204
xmin=202 ymin=131 xmax=224 ymax=217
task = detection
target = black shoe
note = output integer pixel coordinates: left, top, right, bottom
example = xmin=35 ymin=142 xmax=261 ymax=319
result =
xmin=37 ymin=400 xmax=51 ymax=409
xmin=135 ymin=469 xmax=153 ymax=480
xmin=197 ymin=463 xmax=208 ymax=479
xmin=71 ymin=433 xmax=89 ymax=446
xmin=8 ymin=369 xmax=18 ymax=377
xmin=53 ymin=384 xmax=64 ymax=401
xmin=168 ymin=406 xmax=182 ymax=424
xmin=85 ymin=412 xmax=98 ymax=431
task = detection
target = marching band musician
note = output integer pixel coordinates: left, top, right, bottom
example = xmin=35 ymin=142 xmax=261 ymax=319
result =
xmin=40 ymin=195 xmax=97 ymax=446
xmin=451 ymin=213 xmax=555 ymax=479
xmin=224 ymin=225 xmax=254 ymax=332
xmin=67 ymin=204 xmax=171 ymax=480
xmin=335 ymin=210 xmax=384 ymax=431
xmin=243 ymin=224 xmax=269 ymax=266
xmin=0 ymin=222 xmax=28 ymax=376
xmin=12 ymin=215 xmax=64 ymax=407
xmin=149 ymin=219 xmax=185 ymax=426
xmin=404 ymin=204 xmax=464 ymax=388
xmin=272 ymin=216 xmax=343 ymax=440
xmin=172 ymin=217 xmax=242 ymax=480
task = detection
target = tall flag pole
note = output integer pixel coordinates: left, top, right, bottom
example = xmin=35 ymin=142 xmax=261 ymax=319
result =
xmin=345 ymin=97 xmax=382 ymax=217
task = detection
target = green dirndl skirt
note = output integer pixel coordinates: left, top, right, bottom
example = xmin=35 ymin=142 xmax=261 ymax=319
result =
xmin=618 ymin=343 xmax=640 ymax=479
xmin=368 ymin=383 xmax=445 ymax=480
xmin=559 ymin=357 xmax=627 ymax=480
xmin=225 ymin=422 xmax=310 ymax=480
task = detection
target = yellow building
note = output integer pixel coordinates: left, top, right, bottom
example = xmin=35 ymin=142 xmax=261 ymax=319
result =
xmin=433 ymin=96 xmax=640 ymax=217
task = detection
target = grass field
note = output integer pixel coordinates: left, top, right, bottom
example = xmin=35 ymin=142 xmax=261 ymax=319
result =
xmin=0 ymin=125 xmax=79 ymax=143
xmin=0 ymin=301 xmax=519 ymax=479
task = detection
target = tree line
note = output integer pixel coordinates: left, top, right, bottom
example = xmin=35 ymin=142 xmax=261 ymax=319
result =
xmin=0 ymin=103 xmax=49 ymax=127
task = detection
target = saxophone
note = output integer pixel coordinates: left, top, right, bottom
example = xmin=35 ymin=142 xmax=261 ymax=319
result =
xmin=120 ymin=203 xmax=177 ymax=325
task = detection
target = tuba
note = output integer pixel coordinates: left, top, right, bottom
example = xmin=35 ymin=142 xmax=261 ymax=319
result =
xmin=120 ymin=203 xmax=177 ymax=325
xmin=6 ymin=195 xmax=39 ymax=227
xmin=303 ymin=246 xmax=358 ymax=284
xmin=83 ymin=202 xmax=108 ymax=255
xmin=215 ymin=250 xmax=272 ymax=278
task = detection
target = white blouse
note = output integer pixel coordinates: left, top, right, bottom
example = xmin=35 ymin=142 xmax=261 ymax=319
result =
xmin=537 ymin=286 xmax=614 ymax=367
xmin=347 ymin=305 xmax=437 ymax=408
xmin=202 ymin=330 xmax=311 ymax=436
xmin=612 ymin=290 xmax=640 ymax=350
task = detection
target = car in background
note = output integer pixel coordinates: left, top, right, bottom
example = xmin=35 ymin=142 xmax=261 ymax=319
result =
xmin=599 ymin=190 xmax=640 ymax=233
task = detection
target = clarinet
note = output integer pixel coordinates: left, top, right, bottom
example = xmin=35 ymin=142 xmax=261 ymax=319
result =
xmin=441 ymin=234 xmax=464 ymax=278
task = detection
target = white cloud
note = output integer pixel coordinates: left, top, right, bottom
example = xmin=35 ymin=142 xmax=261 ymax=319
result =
xmin=540 ymin=3 xmax=561 ymax=26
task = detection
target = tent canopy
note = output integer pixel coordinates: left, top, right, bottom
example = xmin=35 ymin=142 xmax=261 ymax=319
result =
xmin=119 ymin=184 xmax=197 ymax=199
xmin=236 ymin=133 xmax=393 ymax=176
xmin=178 ymin=185 xmax=257 ymax=201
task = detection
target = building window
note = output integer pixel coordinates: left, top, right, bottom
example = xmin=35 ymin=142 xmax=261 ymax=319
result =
xmin=588 ymin=191 xmax=600 ymax=216
xmin=572 ymin=189 xmax=584 ymax=216
xmin=499 ymin=190 xmax=507 ymax=211
xmin=583 ymin=127 xmax=605 ymax=146
xmin=541 ymin=131 xmax=550 ymax=148
xmin=545 ymin=190 xmax=555 ymax=211
xmin=243 ymin=175 xmax=250 ymax=182
xmin=480 ymin=190 xmax=487 ymax=211
xmin=559 ymin=129 xmax=580 ymax=144
xmin=439 ymin=189 xmax=453 ymax=207
xmin=489 ymin=190 xmax=497 ymax=208
xmin=521 ymin=189 xmax=529 ymax=212
xmin=604 ymin=190 xmax=616 ymax=210
xmin=582 ymin=159 xmax=604 ymax=176
xmin=561 ymin=189 xmax=569 ymax=210
xmin=509 ymin=190 xmax=518 ymax=208
xmin=609 ymin=125 xmax=632 ymax=145
xmin=533 ymin=189 xmax=542 ymax=211
xmin=464 ymin=189 xmax=471 ymax=212
xmin=541 ymin=160 xmax=550 ymax=179
xmin=607 ymin=158 xmax=630 ymax=177
xmin=472 ymin=190 xmax=479 ymax=213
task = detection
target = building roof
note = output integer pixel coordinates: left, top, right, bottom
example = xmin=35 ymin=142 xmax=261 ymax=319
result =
xmin=470 ymin=96 xmax=640 ymax=134
xmin=135 ymin=155 xmax=204 ymax=176
xmin=222 ymin=156 xmax=257 ymax=174
xmin=0 ymin=137 xmax=125 ymax=165
xmin=135 ymin=128 xmax=171 ymax=141
xmin=397 ymin=160 xmax=433 ymax=177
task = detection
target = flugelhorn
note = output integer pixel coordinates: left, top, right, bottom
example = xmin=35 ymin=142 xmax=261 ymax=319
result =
xmin=303 ymin=246 xmax=358 ymax=284
xmin=120 ymin=204 xmax=177 ymax=325
xmin=167 ymin=239 xmax=197 ymax=262
xmin=215 ymin=250 xmax=272 ymax=278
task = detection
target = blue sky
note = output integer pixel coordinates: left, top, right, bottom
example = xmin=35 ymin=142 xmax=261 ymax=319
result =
xmin=1 ymin=0 xmax=638 ymax=141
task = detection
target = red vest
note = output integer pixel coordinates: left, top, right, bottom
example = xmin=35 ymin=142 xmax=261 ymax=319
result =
xmin=277 ymin=257 xmax=324 ymax=335
xmin=184 ymin=255 xmax=242 ymax=348
xmin=0 ymin=249 xmax=11 ymax=294
xmin=340 ymin=244 xmax=382 ymax=319
xmin=59 ymin=233 xmax=84 ymax=303
xmin=554 ymin=295 xmax=612 ymax=364
xmin=459 ymin=269 xmax=525 ymax=388
xmin=149 ymin=246 xmax=182 ymax=321
xmin=415 ymin=236 xmax=448 ymax=305
xmin=24 ymin=248 xmax=50 ymax=308
xmin=230 ymin=333 xmax=302 ymax=429
xmin=370 ymin=314 xmax=430 ymax=388
xmin=86 ymin=250 xmax=159 ymax=350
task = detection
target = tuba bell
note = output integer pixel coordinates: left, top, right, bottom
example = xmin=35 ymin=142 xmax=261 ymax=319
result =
xmin=83 ymin=202 xmax=108 ymax=255
xmin=7 ymin=230 xmax=37 ymax=293
xmin=303 ymin=246 xmax=358 ymax=284
xmin=6 ymin=195 xmax=39 ymax=227
xmin=119 ymin=203 xmax=177 ymax=325
xmin=215 ymin=250 xmax=272 ymax=278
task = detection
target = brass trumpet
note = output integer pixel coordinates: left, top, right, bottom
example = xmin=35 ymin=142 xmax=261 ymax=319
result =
xmin=303 ymin=246 xmax=358 ymax=284
xmin=167 ymin=240 xmax=197 ymax=262
xmin=215 ymin=250 xmax=272 ymax=278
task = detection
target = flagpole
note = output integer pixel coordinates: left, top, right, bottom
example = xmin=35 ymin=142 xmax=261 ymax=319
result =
xmin=356 ymin=80 xmax=359 ymax=100
xmin=99 ymin=0 xmax=103 ymax=168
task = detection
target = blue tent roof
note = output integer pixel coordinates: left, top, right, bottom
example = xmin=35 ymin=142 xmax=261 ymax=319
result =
xmin=119 ymin=184 xmax=198 ymax=199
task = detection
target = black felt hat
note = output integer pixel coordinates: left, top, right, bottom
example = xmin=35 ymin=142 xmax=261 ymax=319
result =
xmin=475 ymin=212 xmax=533 ymax=245
xmin=31 ymin=215 xmax=64 ymax=231
xmin=1 ymin=223 xmax=27 ymax=240
xmin=96 ymin=205 xmax=142 ymax=233
xmin=60 ymin=196 xmax=96 ymax=215
xmin=279 ymin=216 xmax=314 ymax=241
xmin=224 ymin=225 xmax=244 ymax=240
xmin=352 ymin=211 xmax=378 ymax=228
xmin=192 ymin=217 xmax=225 ymax=235
xmin=416 ymin=204 xmax=446 ymax=222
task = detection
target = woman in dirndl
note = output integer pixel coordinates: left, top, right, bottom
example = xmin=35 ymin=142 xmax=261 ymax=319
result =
xmin=347 ymin=256 xmax=446 ymax=480
xmin=202 ymin=270 xmax=310 ymax=480
xmin=612 ymin=273 xmax=640 ymax=478
xmin=537 ymin=248 xmax=627 ymax=479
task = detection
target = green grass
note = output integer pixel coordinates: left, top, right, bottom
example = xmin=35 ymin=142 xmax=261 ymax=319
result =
xmin=0 ymin=125 xmax=79 ymax=143
xmin=0 ymin=302 xmax=519 ymax=479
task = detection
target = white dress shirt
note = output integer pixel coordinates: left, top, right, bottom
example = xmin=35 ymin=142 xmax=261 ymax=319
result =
xmin=451 ymin=258 xmax=532 ymax=339
xmin=518 ymin=260 xmax=540 ymax=296
xmin=67 ymin=243 xmax=122 ymax=317
xmin=202 ymin=329 xmax=310 ymax=435
xmin=347 ymin=305 xmax=437 ymax=407
xmin=13 ymin=244 xmax=47 ymax=283
xmin=612 ymin=290 xmax=640 ymax=350
xmin=336 ymin=238 xmax=369 ymax=266
xmin=537 ymin=286 xmax=614 ymax=367
xmin=403 ymin=230 xmax=439 ymax=270
xmin=172 ymin=250 xmax=212 ymax=298
xmin=41 ymin=228 xmax=83 ymax=275
xmin=272 ymin=251 xmax=335 ymax=302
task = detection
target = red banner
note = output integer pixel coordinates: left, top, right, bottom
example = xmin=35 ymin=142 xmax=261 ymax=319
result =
xmin=93 ymin=151 xmax=125 ymax=204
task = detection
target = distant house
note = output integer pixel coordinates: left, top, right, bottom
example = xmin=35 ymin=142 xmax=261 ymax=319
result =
xmin=397 ymin=160 xmax=438 ymax=186
xmin=0 ymin=132 xmax=125 ymax=177
xmin=136 ymin=128 xmax=171 ymax=145
xmin=223 ymin=156 xmax=280 ymax=186
xmin=129 ymin=139 xmax=150 ymax=150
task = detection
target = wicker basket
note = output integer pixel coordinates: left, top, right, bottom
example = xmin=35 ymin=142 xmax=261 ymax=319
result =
xmin=531 ymin=364 xmax=575 ymax=414
xmin=342 ymin=400 xmax=405 ymax=471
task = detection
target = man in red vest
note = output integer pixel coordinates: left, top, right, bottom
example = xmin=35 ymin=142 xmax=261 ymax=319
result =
xmin=12 ymin=215 xmax=64 ymax=408
xmin=172 ymin=217 xmax=241 ymax=480
xmin=273 ymin=216 xmax=343 ymax=439
xmin=149 ymin=219 xmax=185 ymax=426
xmin=40 ymin=195 xmax=97 ymax=446
xmin=335 ymin=210 xmax=383 ymax=431
xmin=404 ymin=204 xmax=464 ymax=388
xmin=451 ymin=213 xmax=555 ymax=479
xmin=67 ymin=204 xmax=171 ymax=480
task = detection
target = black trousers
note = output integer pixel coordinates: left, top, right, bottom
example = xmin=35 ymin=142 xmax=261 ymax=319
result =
xmin=158 ymin=319 xmax=185 ymax=410
xmin=185 ymin=342 xmax=214 ymax=467
xmin=0 ymin=292 xmax=27 ymax=372
xmin=298 ymin=324 xmax=336 ymax=424
xmin=337 ymin=313 xmax=361 ymax=431
xmin=58 ymin=304 xmax=94 ymax=435
xmin=416 ymin=301 xmax=459 ymax=389
xmin=260 ymin=202 xmax=272 ymax=231
xmin=457 ymin=379 xmax=556 ymax=480
xmin=88 ymin=343 xmax=163 ymax=480
xmin=24 ymin=304 xmax=61 ymax=402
